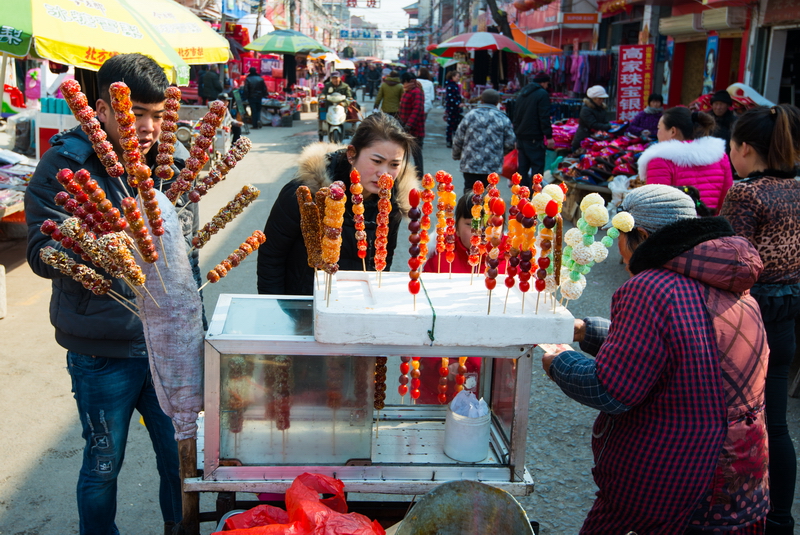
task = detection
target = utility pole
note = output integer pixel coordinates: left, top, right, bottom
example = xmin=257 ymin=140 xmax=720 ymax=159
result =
xmin=255 ymin=0 xmax=265 ymax=38
xmin=484 ymin=0 xmax=513 ymax=39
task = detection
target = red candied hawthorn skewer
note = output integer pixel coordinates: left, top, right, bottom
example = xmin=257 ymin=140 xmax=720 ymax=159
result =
xmin=154 ymin=86 xmax=182 ymax=183
xmin=165 ymin=101 xmax=227 ymax=204
xmin=108 ymin=83 xmax=165 ymax=243
xmin=434 ymin=171 xmax=447 ymax=273
xmin=484 ymin=196 xmax=505 ymax=314
xmin=398 ymin=356 xmax=411 ymax=404
xmin=186 ymin=137 xmax=252 ymax=205
xmin=59 ymin=80 xmax=125 ymax=181
xmin=374 ymin=173 xmax=394 ymax=285
xmin=419 ymin=174 xmax=435 ymax=266
xmin=120 ymin=197 xmax=158 ymax=264
xmin=350 ymin=169 xmax=368 ymax=271
xmin=441 ymin=173 xmax=457 ymax=276
xmin=468 ymin=181 xmax=484 ymax=281
xmin=407 ymin=189 xmax=422 ymax=306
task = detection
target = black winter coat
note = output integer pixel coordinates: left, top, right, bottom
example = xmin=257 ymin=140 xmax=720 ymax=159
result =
xmin=25 ymin=127 xmax=197 ymax=358
xmin=243 ymin=73 xmax=267 ymax=101
xmin=572 ymin=98 xmax=611 ymax=150
xmin=512 ymin=82 xmax=553 ymax=141
xmin=256 ymin=143 xmax=419 ymax=296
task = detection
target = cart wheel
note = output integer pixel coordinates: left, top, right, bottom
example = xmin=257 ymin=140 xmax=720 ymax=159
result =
xmin=176 ymin=126 xmax=192 ymax=148
xmin=329 ymin=129 xmax=342 ymax=144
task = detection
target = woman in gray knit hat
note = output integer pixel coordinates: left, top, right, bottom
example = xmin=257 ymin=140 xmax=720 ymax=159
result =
xmin=542 ymin=184 xmax=771 ymax=533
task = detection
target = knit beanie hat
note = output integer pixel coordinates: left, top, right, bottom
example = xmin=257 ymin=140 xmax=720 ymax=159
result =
xmin=622 ymin=185 xmax=697 ymax=233
xmin=533 ymin=73 xmax=551 ymax=84
xmin=710 ymin=90 xmax=733 ymax=105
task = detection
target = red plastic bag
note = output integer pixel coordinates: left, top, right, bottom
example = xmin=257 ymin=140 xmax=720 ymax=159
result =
xmin=501 ymin=148 xmax=518 ymax=179
xmin=215 ymin=473 xmax=385 ymax=535
xmin=225 ymin=505 xmax=290 ymax=530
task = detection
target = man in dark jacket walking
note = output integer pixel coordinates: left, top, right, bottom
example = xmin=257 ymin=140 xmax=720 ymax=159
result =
xmin=200 ymin=64 xmax=223 ymax=105
xmin=243 ymin=67 xmax=267 ymax=129
xmin=512 ymin=73 xmax=554 ymax=189
xmin=365 ymin=63 xmax=381 ymax=99
xmin=24 ymin=53 xmax=199 ymax=535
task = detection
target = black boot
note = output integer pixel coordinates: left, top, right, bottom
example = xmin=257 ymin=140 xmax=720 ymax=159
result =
xmin=164 ymin=521 xmax=177 ymax=535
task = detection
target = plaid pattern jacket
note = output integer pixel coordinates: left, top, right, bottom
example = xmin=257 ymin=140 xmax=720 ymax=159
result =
xmin=552 ymin=223 xmax=769 ymax=535
xmin=398 ymin=83 xmax=425 ymax=139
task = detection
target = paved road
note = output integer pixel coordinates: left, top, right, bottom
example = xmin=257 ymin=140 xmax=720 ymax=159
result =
xmin=1 ymin=101 xmax=799 ymax=534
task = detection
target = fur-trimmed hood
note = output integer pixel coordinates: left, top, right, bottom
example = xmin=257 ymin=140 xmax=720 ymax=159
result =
xmin=629 ymin=216 xmax=763 ymax=292
xmin=294 ymin=141 xmax=419 ymax=215
xmin=638 ymin=136 xmax=727 ymax=181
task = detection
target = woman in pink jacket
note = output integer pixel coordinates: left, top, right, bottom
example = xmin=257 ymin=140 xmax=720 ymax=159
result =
xmin=638 ymin=107 xmax=733 ymax=213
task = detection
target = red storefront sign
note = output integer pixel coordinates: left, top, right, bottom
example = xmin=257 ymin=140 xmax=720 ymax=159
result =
xmin=617 ymin=44 xmax=654 ymax=121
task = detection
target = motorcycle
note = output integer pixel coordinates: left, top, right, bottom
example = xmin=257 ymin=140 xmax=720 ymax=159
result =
xmin=320 ymin=93 xmax=360 ymax=144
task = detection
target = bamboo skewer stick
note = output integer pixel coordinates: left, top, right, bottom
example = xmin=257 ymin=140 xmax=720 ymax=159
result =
xmin=107 ymin=291 xmax=140 ymax=318
xmin=109 ymin=289 xmax=138 ymax=311
xmin=141 ymin=284 xmax=160 ymax=308
xmin=159 ymin=235 xmax=169 ymax=268
xmin=153 ymin=263 xmax=168 ymax=295
xmin=197 ymin=280 xmax=211 ymax=293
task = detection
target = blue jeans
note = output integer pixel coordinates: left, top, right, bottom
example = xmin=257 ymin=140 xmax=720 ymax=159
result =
xmin=67 ymin=352 xmax=182 ymax=535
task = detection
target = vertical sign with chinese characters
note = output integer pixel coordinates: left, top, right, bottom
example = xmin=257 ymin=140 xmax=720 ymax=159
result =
xmin=616 ymin=44 xmax=654 ymax=122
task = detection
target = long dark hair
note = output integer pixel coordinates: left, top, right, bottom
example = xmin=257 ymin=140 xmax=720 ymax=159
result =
xmin=662 ymin=107 xmax=715 ymax=140
xmin=350 ymin=112 xmax=417 ymax=179
xmin=731 ymin=104 xmax=800 ymax=172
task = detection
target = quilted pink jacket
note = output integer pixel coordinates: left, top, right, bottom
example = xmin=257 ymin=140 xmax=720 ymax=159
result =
xmin=639 ymin=136 xmax=733 ymax=213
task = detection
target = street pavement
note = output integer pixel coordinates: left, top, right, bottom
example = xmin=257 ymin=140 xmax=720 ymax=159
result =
xmin=1 ymin=98 xmax=799 ymax=534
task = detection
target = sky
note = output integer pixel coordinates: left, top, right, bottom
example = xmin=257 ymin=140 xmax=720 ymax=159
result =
xmin=348 ymin=0 xmax=415 ymax=60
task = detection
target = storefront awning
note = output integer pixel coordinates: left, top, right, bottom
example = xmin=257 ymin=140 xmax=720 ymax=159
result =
xmin=509 ymin=23 xmax=563 ymax=55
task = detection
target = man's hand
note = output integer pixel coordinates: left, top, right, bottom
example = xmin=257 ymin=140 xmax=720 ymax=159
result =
xmin=546 ymin=138 xmax=555 ymax=150
xmin=542 ymin=353 xmax=557 ymax=379
xmin=573 ymin=319 xmax=586 ymax=343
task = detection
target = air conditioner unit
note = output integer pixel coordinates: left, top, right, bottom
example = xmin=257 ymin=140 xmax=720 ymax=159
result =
xmin=659 ymin=13 xmax=702 ymax=36
xmin=702 ymin=7 xmax=747 ymax=30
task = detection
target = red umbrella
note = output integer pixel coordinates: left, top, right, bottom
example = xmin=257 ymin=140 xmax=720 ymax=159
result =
xmin=427 ymin=32 xmax=535 ymax=58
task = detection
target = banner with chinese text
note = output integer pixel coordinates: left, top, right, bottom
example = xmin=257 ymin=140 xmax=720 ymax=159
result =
xmin=616 ymin=44 xmax=654 ymax=121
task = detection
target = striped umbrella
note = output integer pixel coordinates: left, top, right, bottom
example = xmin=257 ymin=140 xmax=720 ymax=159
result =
xmin=427 ymin=32 xmax=535 ymax=58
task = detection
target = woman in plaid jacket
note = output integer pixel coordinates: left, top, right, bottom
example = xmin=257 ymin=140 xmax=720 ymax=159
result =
xmin=543 ymin=185 xmax=770 ymax=534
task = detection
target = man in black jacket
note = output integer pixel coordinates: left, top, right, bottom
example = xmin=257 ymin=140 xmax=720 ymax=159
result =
xmin=512 ymin=73 xmax=554 ymax=189
xmin=243 ymin=66 xmax=267 ymax=129
xmin=365 ymin=63 xmax=382 ymax=99
xmin=24 ymin=53 xmax=197 ymax=535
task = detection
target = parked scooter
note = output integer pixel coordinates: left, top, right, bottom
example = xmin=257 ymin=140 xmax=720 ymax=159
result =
xmin=322 ymin=92 xmax=349 ymax=144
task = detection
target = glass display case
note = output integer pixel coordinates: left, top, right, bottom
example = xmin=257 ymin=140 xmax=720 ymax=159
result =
xmin=187 ymin=294 xmax=536 ymax=497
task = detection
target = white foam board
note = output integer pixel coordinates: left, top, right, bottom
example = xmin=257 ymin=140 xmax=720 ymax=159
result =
xmin=314 ymin=271 xmax=574 ymax=347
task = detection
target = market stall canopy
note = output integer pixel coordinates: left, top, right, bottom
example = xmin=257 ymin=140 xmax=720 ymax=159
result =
xmin=333 ymin=59 xmax=356 ymax=70
xmin=354 ymin=56 xmax=382 ymax=62
xmin=0 ymin=0 xmax=231 ymax=86
xmin=309 ymin=51 xmax=341 ymax=62
xmin=509 ymin=23 xmax=563 ymax=56
xmin=236 ymin=13 xmax=276 ymax=39
xmin=384 ymin=61 xmax=406 ymax=68
xmin=245 ymin=29 xmax=326 ymax=54
xmin=427 ymin=32 xmax=535 ymax=58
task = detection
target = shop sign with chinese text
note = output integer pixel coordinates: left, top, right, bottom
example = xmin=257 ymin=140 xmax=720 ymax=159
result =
xmin=616 ymin=44 xmax=654 ymax=121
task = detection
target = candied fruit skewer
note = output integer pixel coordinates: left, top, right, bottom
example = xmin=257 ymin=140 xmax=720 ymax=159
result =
xmin=434 ymin=171 xmax=448 ymax=273
xmin=375 ymin=173 xmax=394 ymax=286
xmin=438 ymin=357 xmax=449 ymax=404
xmin=455 ymin=357 xmax=469 ymax=394
xmin=321 ymin=181 xmax=347 ymax=304
xmin=165 ymin=101 xmax=226 ymax=203
xmin=398 ymin=356 xmax=411 ymax=404
xmin=199 ymin=230 xmax=266 ymax=291
xmin=440 ymin=172 xmax=457 ymax=276
xmin=468 ymin=181 xmax=484 ymax=283
xmin=419 ymin=174 xmax=435 ymax=267
xmin=374 ymin=356 xmax=388 ymax=438
xmin=350 ymin=169 xmax=368 ymax=271
xmin=154 ymin=86 xmax=182 ymax=185
xmin=407 ymin=189 xmax=422 ymax=308
xmin=59 ymin=80 xmax=126 ymax=186
xmin=410 ymin=357 xmax=421 ymax=404
xmin=182 ymin=137 xmax=252 ymax=208
xmin=296 ymin=186 xmax=324 ymax=272
xmin=484 ymin=195 xmax=505 ymax=315
xmin=191 ymin=185 xmax=260 ymax=250
xmin=503 ymin=174 xmax=524 ymax=312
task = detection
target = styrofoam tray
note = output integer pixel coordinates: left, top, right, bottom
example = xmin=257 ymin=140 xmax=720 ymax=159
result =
xmin=314 ymin=271 xmax=574 ymax=347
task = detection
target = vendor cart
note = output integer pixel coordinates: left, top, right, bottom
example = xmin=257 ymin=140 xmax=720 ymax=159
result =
xmin=180 ymin=271 xmax=574 ymax=530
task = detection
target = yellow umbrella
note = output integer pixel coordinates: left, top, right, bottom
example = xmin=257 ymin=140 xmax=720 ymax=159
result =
xmin=0 ymin=0 xmax=231 ymax=86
